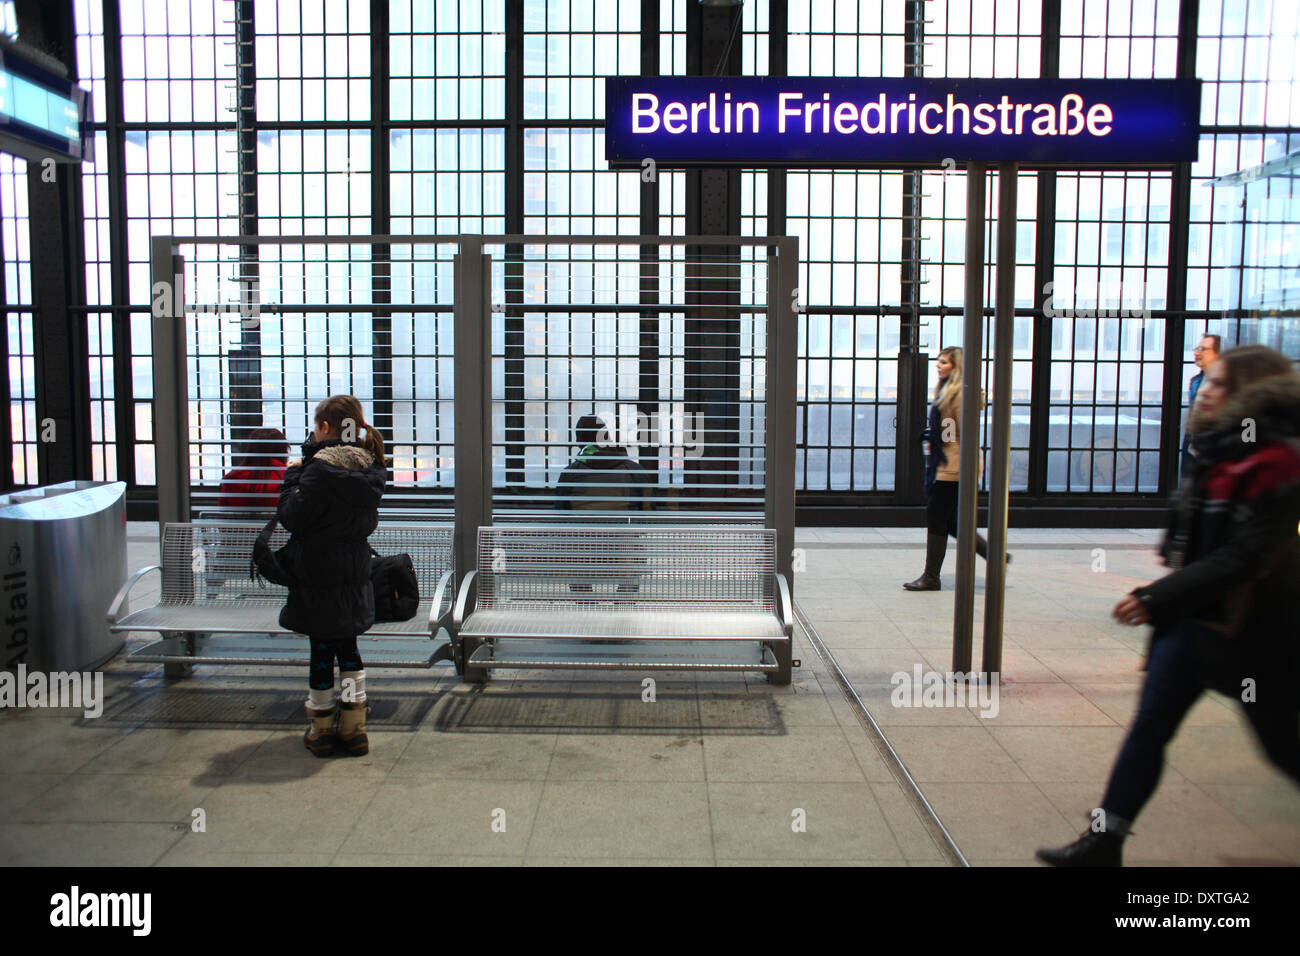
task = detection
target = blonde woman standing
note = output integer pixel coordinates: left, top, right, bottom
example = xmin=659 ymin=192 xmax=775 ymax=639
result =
xmin=904 ymin=347 xmax=1004 ymax=590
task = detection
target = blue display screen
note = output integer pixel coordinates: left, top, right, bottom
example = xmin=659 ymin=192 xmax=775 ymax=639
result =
xmin=0 ymin=72 xmax=79 ymax=140
xmin=0 ymin=45 xmax=87 ymax=161
xmin=605 ymin=77 xmax=1201 ymax=167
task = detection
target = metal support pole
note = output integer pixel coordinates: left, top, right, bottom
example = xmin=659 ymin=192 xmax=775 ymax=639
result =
xmin=766 ymin=236 xmax=799 ymax=685
xmin=151 ymin=236 xmax=190 ymax=529
xmin=453 ymin=238 xmax=493 ymax=586
xmin=982 ymin=163 xmax=1017 ymax=681
xmin=767 ymin=239 xmax=799 ymax=582
xmin=953 ymin=164 xmax=986 ymax=674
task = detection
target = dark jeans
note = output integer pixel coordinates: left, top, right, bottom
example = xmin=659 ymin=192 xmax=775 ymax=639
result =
xmin=1101 ymin=622 xmax=1300 ymax=823
xmin=308 ymin=635 xmax=364 ymax=691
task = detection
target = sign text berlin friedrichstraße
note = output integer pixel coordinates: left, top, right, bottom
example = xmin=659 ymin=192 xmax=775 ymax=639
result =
xmin=604 ymin=77 xmax=1200 ymax=167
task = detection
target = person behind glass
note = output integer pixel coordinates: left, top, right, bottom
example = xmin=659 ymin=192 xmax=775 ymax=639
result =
xmin=278 ymin=396 xmax=387 ymax=758
xmin=904 ymin=346 xmax=1003 ymax=591
xmin=557 ymin=414 xmax=653 ymax=596
xmin=218 ymin=427 xmax=289 ymax=512
xmin=557 ymin=414 xmax=652 ymax=511
xmin=1180 ymin=333 xmax=1221 ymax=476
xmin=1037 ymin=346 xmax=1300 ymax=866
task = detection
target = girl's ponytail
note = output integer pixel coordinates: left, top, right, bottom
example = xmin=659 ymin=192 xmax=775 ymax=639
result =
xmin=361 ymin=420 xmax=385 ymax=466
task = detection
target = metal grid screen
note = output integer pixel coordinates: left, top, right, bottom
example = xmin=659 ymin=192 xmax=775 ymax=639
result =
xmin=178 ymin=238 xmax=459 ymax=516
xmin=489 ymin=240 xmax=770 ymax=516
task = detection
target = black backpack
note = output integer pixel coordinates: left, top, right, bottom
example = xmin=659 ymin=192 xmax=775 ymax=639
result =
xmin=370 ymin=549 xmax=420 ymax=622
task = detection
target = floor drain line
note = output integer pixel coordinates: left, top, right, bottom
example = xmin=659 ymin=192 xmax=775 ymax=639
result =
xmin=793 ymin=599 xmax=969 ymax=868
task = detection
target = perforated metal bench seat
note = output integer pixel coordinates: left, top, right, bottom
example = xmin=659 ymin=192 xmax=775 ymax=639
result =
xmin=453 ymin=526 xmax=794 ymax=683
xmin=111 ymin=521 xmax=455 ymax=670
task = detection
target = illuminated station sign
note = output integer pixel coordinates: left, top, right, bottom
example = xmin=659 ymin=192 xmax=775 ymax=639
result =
xmin=0 ymin=42 xmax=91 ymax=163
xmin=605 ymin=77 xmax=1200 ymax=167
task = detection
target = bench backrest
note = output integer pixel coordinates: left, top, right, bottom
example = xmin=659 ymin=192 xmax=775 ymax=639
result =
xmin=476 ymin=525 xmax=776 ymax=611
xmin=159 ymin=522 xmax=453 ymax=606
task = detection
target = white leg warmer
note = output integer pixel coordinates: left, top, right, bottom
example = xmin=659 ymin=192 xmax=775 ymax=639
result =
xmin=307 ymin=687 xmax=336 ymax=711
xmin=340 ymin=669 xmax=367 ymax=703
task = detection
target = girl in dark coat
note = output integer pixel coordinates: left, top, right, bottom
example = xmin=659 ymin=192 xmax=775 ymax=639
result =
xmin=1037 ymin=345 xmax=1300 ymax=866
xmin=279 ymin=395 xmax=387 ymax=757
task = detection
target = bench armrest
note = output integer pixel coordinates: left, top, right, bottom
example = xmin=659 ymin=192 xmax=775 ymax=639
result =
xmin=429 ymin=570 xmax=454 ymax=635
xmin=774 ymin=572 xmax=794 ymax=638
xmin=107 ymin=564 xmax=162 ymax=627
xmin=452 ymin=570 xmax=478 ymax=631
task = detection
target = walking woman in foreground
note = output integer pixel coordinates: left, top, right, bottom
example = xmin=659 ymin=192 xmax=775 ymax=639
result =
xmin=278 ymin=395 xmax=387 ymax=757
xmin=1037 ymin=345 xmax=1300 ymax=866
xmin=904 ymin=346 xmax=1002 ymax=591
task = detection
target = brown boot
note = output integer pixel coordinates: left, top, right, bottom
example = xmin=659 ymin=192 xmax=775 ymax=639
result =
xmin=337 ymin=700 xmax=370 ymax=757
xmin=304 ymin=706 xmax=336 ymax=757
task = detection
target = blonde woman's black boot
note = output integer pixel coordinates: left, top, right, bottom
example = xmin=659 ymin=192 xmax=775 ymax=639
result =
xmin=904 ymin=533 xmax=947 ymax=590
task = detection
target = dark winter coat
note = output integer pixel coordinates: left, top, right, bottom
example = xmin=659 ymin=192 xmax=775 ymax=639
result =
xmin=1135 ymin=372 xmax=1300 ymax=683
xmin=557 ymin=444 xmax=653 ymax=510
xmin=276 ymin=439 xmax=387 ymax=640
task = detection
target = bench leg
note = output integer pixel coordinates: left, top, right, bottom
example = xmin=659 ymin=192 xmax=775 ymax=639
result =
xmin=163 ymin=631 xmax=198 ymax=680
xmin=452 ymin=633 xmax=490 ymax=684
xmin=767 ymin=639 xmax=792 ymax=686
xmin=461 ymin=635 xmax=490 ymax=685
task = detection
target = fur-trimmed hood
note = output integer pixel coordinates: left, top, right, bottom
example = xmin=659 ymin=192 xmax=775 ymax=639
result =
xmin=1188 ymin=370 xmax=1300 ymax=465
xmin=312 ymin=443 xmax=374 ymax=470
xmin=296 ymin=438 xmax=386 ymax=509
xmin=1189 ymin=371 xmax=1300 ymax=435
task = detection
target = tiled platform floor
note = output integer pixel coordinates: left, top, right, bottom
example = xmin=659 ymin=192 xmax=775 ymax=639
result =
xmin=1 ymin=523 xmax=1295 ymax=866
xmin=798 ymin=526 xmax=1300 ymax=866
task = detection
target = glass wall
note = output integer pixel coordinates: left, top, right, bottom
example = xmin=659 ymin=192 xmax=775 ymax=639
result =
xmin=0 ymin=0 xmax=1297 ymax=510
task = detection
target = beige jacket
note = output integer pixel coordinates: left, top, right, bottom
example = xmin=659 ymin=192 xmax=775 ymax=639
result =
xmin=934 ymin=394 xmax=983 ymax=483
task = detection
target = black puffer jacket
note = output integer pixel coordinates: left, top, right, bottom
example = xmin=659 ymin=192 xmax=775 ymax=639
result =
xmin=276 ymin=438 xmax=386 ymax=639
xmin=557 ymin=444 xmax=653 ymax=510
xmin=1135 ymin=373 xmax=1300 ymax=668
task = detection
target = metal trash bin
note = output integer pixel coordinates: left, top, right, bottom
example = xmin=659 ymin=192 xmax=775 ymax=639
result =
xmin=0 ymin=481 xmax=127 ymax=672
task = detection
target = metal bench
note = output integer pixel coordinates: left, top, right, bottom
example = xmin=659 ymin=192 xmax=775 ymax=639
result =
xmin=110 ymin=521 xmax=455 ymax=675
xmin=452 ymin=526 xmax=794 ymax=684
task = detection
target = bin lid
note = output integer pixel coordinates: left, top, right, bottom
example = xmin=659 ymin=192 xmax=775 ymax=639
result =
xmin=0 ymin=481 xmax=126 ymax=521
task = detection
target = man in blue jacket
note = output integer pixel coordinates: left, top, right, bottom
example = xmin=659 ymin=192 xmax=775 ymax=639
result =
xmin=1181 ymin=333 xmax=1220 ymax=477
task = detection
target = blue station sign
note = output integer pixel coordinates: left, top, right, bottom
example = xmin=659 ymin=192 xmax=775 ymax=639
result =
xmin=605 ymin=77 xmax=1200 ymax=167
xmin=0 ymin=41 xmax=91 ymax=163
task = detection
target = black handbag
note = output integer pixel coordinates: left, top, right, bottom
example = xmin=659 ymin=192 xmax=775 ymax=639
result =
xmin=250 ymin=514 xmax=296 ymax=587
xmin=370 ymin=549 xmax=419 ymax=622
